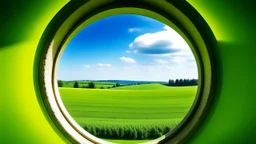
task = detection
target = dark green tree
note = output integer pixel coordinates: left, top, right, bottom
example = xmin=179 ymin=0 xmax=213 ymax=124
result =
xmin=74 ymin=81 xmax=79 ymax=88
xmin=88 ymin=82 xmax=95 ymax=88
xmin=168 ymin=78 xmax=198 ymax=86
xmin=168 ymin=79 xmax=174 ymax=86
xmin=115 ymin=83 xmax=120 ymax=87
xmin=57 ymin=80 xmax=63 ymax=87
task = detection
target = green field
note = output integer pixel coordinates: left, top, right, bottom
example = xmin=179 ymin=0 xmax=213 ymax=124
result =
xmin=59 ymin=83 xmax=197 ymax=143
xmin=105 ymin=139 xmax=150 ymax=144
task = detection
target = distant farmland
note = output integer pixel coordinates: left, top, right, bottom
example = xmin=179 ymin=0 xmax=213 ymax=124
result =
xmin=59 ymin=80 xmax=116 ymax=89
xmin=59 ymin=83 xmax=197 ymax=143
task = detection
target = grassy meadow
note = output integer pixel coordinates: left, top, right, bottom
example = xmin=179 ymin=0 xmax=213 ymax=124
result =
xmin=59 ymin=83 xmax=197 ymax=143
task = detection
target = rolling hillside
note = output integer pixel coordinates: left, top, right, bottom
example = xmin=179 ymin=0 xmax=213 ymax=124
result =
xmin=58 ymin=84 xmax=197 ymax=142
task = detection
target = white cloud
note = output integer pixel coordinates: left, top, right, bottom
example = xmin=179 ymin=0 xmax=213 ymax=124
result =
xmin=169 ymin=51 xmax=194 ymax=57
xmin=84 ymin=65 xmax=91 ymax=68
xmin=148 ymin=50 xmax=196 ymax=66
xmin=120 ymin=57 xmax=136 ymax=63
xmin=170 ymin=57 xmax=187 ymax=64
xmin=125 ymin=50 xmax=131 ymax=54
xmin=128 ymin=28 xmax=142 ymax=33
xmin=163 ymin=66 xmax=173 ymax=70
xmin=168 ymin=51 xmax=196 ymax=64
xmin=163 ymin=25 xmax=172 ymax=31
xmin=154 ymin=59 xmax=169 ymax=64
xmin=129 ymin=25 xmax=189 ymax=55
xmin=97 ymin=63 xmax=111 ymax=67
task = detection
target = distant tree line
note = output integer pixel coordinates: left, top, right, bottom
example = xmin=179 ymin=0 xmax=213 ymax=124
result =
xmin=58 ymin=80 xmax=198 ymax=88
xmin=111 ymin=83 xmax=120 ymax=88
xmin=57 ymin=80 xmax=126 ymax=89
xmin=168 ymin=79 xmax=198 ymax=86
xmin=75 ymin=81 xmax=95 ymax=88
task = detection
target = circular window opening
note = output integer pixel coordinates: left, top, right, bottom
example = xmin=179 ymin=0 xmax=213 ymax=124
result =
xmin=57 ymin=14 xmax=198 ymax=144
xmin=36 ymin=1 xmax=216 ymax=144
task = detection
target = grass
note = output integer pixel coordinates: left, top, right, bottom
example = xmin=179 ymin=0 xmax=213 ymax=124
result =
xmin=59 ymin=84 xmax=197 ymax=143
xmin=104 ymin=139 xmax=150 ymax=144
xmin=112 ymin=83 xmax=170 ymax=90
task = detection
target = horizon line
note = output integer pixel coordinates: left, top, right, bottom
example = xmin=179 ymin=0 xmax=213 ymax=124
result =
xmin=56 ymin=78 xmax=198 ymax=82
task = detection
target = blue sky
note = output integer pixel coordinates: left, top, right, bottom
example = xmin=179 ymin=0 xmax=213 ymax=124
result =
xmin=57 ymin=14 xmax=198 ymax=81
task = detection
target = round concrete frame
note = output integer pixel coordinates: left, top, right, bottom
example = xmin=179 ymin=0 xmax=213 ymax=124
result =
xmin=35 ymin=0 xmax=217 ymax=144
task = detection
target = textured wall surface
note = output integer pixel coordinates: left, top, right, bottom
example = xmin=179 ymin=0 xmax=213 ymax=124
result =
xmin=187 ymin=1 xmax=256 ymax=144
xmin=0 ymin=1 xmax=69 ymax=144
